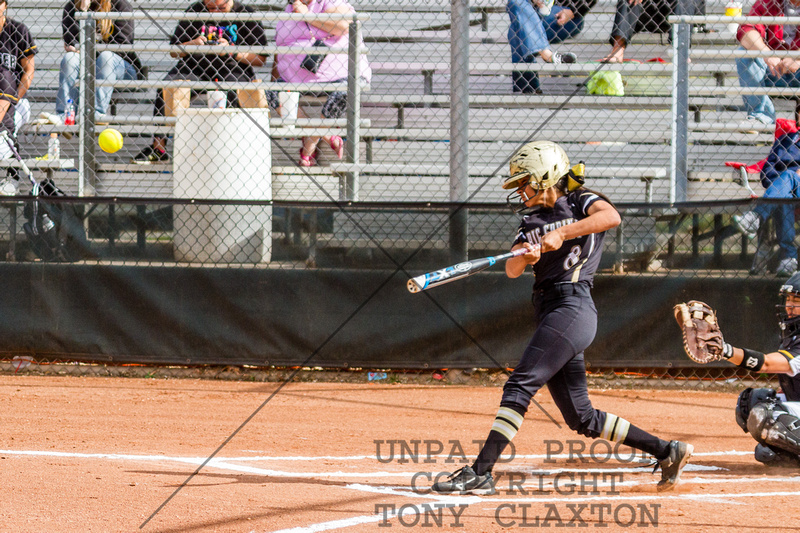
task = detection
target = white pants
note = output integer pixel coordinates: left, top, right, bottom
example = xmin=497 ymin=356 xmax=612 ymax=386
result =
xmin=0 ymin=98 xmax=31 ymax=160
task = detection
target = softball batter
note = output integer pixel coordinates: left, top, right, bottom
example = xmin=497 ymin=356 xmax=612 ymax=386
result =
xmin=432 ymin=140 xmax=693 ymax=494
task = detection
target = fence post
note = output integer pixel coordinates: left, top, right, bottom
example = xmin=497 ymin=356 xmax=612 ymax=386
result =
xmin=450 ymin=0 xmax=470 ymax=263
xmin=670 ymin=10 xmax=691 ymax=203
xmin=345 ymin=16 xmax=361 ymax=202
xmin=79 ymin=15 xmax=97 ymax=194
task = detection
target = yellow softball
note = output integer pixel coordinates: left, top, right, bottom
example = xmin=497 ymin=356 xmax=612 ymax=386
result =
xmin=98 ymin=128 xmax=123 ymax=153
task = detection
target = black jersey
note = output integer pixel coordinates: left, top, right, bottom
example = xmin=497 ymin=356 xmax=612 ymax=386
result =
xmin=170 ymin=1 xmax=267 ymax=81
xmin=512 ymin=189 xmax=608 ymax=290
xmin=0 ymin=18 xmax=36 ymax=132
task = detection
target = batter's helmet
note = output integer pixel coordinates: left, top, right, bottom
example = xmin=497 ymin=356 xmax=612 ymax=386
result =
xmin=503 ymin=141 xmax=571 ymax=193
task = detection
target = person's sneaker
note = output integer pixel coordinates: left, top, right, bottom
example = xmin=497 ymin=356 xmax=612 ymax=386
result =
xmin=538 ymin=0 xmax=555 ymax=16
xmin=732 ymin=211 xmax=761 ymax=238
xmin=552 ymin=51 xmax=577 ymax=65
xmin=38 ymin=112 xmax=64 ymax=126
xmin=132 ymin=146 xmax=169 ymax=165
xmin=0 ymin=177 xmax=19 ymax=196
xmin=430 ymin=466 xmax=496 ymax=495
xmin=777 ymin=257 xmax=798 ymax=277
xmin=654 ymin=440 xmax=693 ymax=492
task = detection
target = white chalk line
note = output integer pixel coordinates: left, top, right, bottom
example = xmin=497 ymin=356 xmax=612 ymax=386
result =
xmin=344 ymin=482 xmax=800 ymax=505
xmin=237 ymin=450 xmax=753 ymax=462
xmin=268 ymin=484 xmax=800 ymax=533
xmin=1 ymin=449 xmax=795 ymax=483
xmin=3 ymin=448 xmax=799 ymax=533
xmin=263 ymin=502 xmax=445 ymax=533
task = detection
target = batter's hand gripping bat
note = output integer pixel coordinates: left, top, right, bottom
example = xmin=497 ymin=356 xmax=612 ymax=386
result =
xmin=407 ymin=244 xmax=541 ymax=293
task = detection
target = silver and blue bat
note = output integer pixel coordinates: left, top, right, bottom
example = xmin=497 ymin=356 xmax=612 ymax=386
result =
xmin=407 ymin=245 xmax=540 ymax=293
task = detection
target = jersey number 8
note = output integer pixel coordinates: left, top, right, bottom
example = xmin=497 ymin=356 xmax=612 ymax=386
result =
xmin=563 ymin=245 xmax=582 ymax=270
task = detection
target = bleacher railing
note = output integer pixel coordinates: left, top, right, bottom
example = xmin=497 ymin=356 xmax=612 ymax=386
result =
xmin=0 ymin=0 xmax=795 ymax=279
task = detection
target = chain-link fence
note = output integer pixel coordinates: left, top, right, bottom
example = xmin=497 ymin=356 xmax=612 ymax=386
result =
xmin=0 ymin=0 xmax=797 ymax=384
xmin=0 ymin=0 xmax=793 ymax=274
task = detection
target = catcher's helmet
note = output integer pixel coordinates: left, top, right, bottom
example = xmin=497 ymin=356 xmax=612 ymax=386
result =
xmin=778 ymin=271 xmax=800 ymax=339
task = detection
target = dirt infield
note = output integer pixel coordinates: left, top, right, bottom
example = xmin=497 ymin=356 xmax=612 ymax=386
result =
xmin=1 ymin=376 xmax=799 ymax=532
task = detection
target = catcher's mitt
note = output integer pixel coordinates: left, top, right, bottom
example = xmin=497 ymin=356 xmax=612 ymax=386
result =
xmin=673 ymin=300 xmax=726 ymax=364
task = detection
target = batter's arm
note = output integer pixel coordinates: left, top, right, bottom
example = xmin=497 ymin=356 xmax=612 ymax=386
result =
xmin=506 ymin=242 xmax=541 ymax=278
xmin=540 ymin=199 xmax=620 ymax=253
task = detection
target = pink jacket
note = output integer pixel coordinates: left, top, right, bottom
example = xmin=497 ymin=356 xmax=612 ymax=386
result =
xmin=737 ymin=0 xmax=800 ymax=50
xmin=275 ymin=0 xmax=371 ymax=84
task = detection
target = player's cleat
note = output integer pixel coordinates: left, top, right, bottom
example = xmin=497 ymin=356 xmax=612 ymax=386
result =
xmin=131 ymin=146 xmax=169 ymax=165
xmin=552 ymin=51 xmax=577 ymax=65
xmin=654 ymin=440 xmax=693 ymax=492
xmin=430 ymin=466 xmax=496 ymax=495
xmin=777 ymin=257 xmax=798 ymax=277
xmin=732 ymin=211 xmax=760 ymax=238
xmin=754 ymin=443 xmax=800 ymax=467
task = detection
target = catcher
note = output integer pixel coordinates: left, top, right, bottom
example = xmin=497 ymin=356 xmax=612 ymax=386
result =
xmin=675 ymin=273 xmax=800 ymax=467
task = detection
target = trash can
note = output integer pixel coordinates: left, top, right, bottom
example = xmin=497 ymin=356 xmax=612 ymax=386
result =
xmin=172 ymin=108 xmax=271 ymax=263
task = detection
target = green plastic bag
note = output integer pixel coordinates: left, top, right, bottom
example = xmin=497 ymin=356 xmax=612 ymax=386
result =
xmin=586 ymin=71 xmax=625 ymax=96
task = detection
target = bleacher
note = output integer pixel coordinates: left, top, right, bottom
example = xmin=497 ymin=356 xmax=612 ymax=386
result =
xmin=3 ymin=0 xmax=784 ymax=263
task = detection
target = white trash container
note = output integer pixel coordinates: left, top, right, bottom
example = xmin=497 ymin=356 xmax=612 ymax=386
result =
xmin=172 ymin=108 xmax=272 ymax=263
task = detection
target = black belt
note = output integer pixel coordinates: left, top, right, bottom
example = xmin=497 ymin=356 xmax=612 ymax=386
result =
xmin=534 ymin=281 xmax=591 ymax=297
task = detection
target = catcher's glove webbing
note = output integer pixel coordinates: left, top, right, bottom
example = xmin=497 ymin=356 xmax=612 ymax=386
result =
xmin=673 ymin=300 xmax=726 ymax=364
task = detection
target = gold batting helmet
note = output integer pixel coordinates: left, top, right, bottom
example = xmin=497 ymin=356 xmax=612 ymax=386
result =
xmin=503 ymin=140 xmax=571 ymax=192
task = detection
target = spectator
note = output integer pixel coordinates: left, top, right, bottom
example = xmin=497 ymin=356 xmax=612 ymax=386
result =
xmin=736 ymin=0 xmax=800 ymax=125
xmin=601 ymin=0 xmax=693 ymax=62
xmin=132 ymin=0 xmax=267 ymax=164
xmin=269 ymin=0 xmax=371 ymax=167
xmin=0 ymin=0 xmax=36 ymax=195
xmin=733 ymin=118 xmax=800 ymax=276
xmin=507 ymin=0 xmax=588 ymax=93
xmin=41 ymin=0 xmax=142 ymax=125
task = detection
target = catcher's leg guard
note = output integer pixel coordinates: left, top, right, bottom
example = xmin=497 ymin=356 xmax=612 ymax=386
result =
xmin=754 ymin=443 xmax=800 ymax=467
xmin=747 ymin=403 xmax=800 ymax=455
xmin=736 ymin=388 xmax=777 ymax=432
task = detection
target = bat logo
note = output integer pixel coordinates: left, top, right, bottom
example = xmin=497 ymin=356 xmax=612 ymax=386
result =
xmin=407 ymin=245 xmax=539 ymax=294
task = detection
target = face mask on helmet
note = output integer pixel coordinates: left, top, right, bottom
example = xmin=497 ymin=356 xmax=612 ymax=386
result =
xmin=502 ymin=141 xmax=571 ymax=212
xmin=503 ymin=141 xmax=584 ymax=213
xmin=778 ymin=272 xmax=800 ymax=338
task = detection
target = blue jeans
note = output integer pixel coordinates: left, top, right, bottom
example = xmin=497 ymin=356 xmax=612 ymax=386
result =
xmin=754 ymin=169 xmax=800 ymax=259
xmin=736 ymin=50 xmax=800 ymax=124
xmin=57 ymin=51 xmax=137 ymax=115
xmin=507 ymin=0 xmax=584 ymax=62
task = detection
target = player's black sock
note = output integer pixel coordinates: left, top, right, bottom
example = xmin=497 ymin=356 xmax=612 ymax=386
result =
xmin=472 ymin=405 xmax=526 ymax=476
xmin=622 ymin=425 xmax=670 ymax=460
